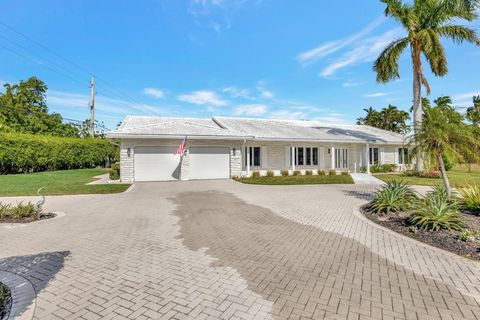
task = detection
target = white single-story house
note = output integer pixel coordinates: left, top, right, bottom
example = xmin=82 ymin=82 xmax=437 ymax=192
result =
xmin=107 ymin=116 xmax=409 ymax=183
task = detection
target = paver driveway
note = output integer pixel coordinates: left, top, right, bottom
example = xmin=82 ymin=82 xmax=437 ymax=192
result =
xmin=1 ymin=180 xmax=480 ymax=320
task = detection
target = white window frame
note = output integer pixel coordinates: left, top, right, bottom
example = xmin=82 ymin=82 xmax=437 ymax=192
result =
xmin=335 ymin=148 xmax=348 ymax=169
xmin=245 ymin=146 xmax=261 ymax=167
xmin=398 ymin=147 xmax=409 ymax=165
xmin=369 ymin=147 xmax=379 ymax=165
xmin=291 ymin=147 xmax=319 ymax=166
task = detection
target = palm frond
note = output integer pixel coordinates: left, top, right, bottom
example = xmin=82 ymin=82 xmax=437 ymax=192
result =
xmin=436 ymin=24 xmax=480 ymax=45
xmin=420 ymin=29 xmax=448 ymax=77
xmin=373 ymin=37 xmax=409 ymax=83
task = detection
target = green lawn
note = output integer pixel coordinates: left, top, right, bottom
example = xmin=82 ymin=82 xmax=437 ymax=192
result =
xmin=234 ymin=174 xmax=354 ymax=185
xmin=374 ymin=165 xmax=480 ymax=187
xmin=0 ymin=168 xmax=130 ymax=196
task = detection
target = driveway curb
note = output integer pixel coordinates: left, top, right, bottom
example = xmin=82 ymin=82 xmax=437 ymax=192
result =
xmin=0 ymin=270 xmax=35 ymax=320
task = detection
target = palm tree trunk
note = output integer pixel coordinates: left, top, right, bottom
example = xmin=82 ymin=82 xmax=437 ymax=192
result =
xmin=412 ymin=45 xmax=424 ymax=171
xmin=437 ymin=153 xmax=451 ymax=199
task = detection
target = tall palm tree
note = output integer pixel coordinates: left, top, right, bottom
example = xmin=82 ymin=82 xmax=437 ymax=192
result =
xmin=374 ymin=0 xmax=480 ymax=171
xmin=413 ymin=104 xmax=479 ymax=198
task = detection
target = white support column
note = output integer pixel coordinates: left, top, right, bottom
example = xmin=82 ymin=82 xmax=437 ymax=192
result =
xmin=291 ymin=146 xmax=295 ymax=172
xmin=246 ymin=145 xmax=251 ymax=176
xmin=330 ymin=144 xmax=335 ymax=170
xmin=366 ymin=142 xmax=371 ymax=174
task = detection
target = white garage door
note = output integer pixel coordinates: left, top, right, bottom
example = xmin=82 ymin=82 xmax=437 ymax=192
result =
xmin=134 ymin=146 xmax=181 ymax=182
xmin=189 ymin=147 xmax=230 ymax=180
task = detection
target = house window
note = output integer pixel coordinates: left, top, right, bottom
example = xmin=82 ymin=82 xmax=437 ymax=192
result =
xmin=335 ymin=148 xmax=348 ymax=168
xmin=245 ymin=147 xmax=261 ymax=167
xmin=398 ymin=148 xmax=408 ymax=164
xmin=291 ymin=147 xmax=319 ymax=166
xmin=369 ymin=148 xmax=379 ymax=165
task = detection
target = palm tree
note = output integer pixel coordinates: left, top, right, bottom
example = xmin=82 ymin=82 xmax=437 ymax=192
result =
xmin=413 ymin=103 xmax=479 ymax=198
xmin=374 ymin=0 xmax=480 ymax=171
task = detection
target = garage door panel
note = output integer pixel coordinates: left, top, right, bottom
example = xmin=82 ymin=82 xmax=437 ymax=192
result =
xmin=134 ymin=146 xmax=181 ymax=182
xmin=189 ymin=147 xmax=230 ymax=180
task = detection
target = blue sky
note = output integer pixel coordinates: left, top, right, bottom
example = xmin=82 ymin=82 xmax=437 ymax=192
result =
xmin=0 ymin=0 xmax=479 ymax=129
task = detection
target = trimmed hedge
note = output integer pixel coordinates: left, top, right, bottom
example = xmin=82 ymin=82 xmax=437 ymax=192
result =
xmin=0 ymin=132 xmax=118 ymax=174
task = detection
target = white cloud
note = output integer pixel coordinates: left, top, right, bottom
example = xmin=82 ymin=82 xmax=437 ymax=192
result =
xmin=234 ymin=104 xmax=268 ymax=116
xmin=363 ymin=92 xmax=390 ymax=98
xmin=222 ymin=86 xmax=252 ymax=99
xmin=342 ymin=81 xmax=364 ymax=87
xmin=452 ymin=91 xmax=480 ymax=107
xmin=297 ymin=16 xmax=385 ymax=66
xmin=269 ymin=110 xmax=307 ymax=120
xmin=178 ymin=90 xmax=228 ymax=107
xmin=143 ymin=87 xmax=165 ymax=99
xmin=47 ymin=90 xmax=166 ymax=116
xmin=256 ymin=81 xmax=274 ymax=99
xmin=320 ymin=28 xmax=404 ymax=78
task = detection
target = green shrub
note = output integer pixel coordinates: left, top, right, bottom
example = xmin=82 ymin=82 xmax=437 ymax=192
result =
xmin=293 ymin=170 xmax=301 ymax=176
xmin=266 ymin=170 xmax=274 ymax=177
xmin=359 ymin=166 xmax=367 ymax=173
xmin=427 ymin=185 xmax=450 ymax=203
xmin=458 ymin=229 xmax=474 ymax=242
xmin=409 ymin=194 xmax=465 ymax=231
xmin=408 ymin=226 xmax=418 ymax=233
xmin=458 ymin=183 xmax=480 ymax=212
xmin=109 ymin=163 xmax=120 ymax=180
xmin=305 ymin=170 xmax=313 ymax=176
xmin=341 ymin=171 xmax=349 ymax=176
xmin=328 ymin=169 xmax=337 ymax=176
xmin=403 ymin=170 xmax=441 ymax=178
xmin=443 ymin=155 xmax=454 ymax=171
xmin=0 ymin=202 xmax=41 ymax=220
xmin=252 ymin=171 xmax=261 ymax=178
xmin=370 ymin=164 xmax=397 ymax=173
xmin=318 ymin=169 xmax=326 ymax=176
xmin=281 ymin=170 xmax=289 ymax=176
xmin=0 ymin=132 xmax=118 ymax=174
xmin=370 ymin=180 xmax=417 ymax=215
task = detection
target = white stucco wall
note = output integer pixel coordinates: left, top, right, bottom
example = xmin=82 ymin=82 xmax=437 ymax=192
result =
xmin=119 ymin=138 xmax=407 ymax=181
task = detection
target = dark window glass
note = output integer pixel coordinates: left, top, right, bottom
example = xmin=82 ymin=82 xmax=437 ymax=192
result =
xmin=297 ymin=147 xmax=304 ymax=165
xmin=369 ymin=148 xmax=379 ymax=165
xmin=306 ymin=148 xmax=311 ymax=165
xmin=313 ymin=148 xmax=318 ymax=165
xmin=253 ymin=147 xmax=261 ymax=166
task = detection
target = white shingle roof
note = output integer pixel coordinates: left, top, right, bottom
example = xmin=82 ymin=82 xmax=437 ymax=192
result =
xmin=107 ymin=116 xmax=405 ymax=144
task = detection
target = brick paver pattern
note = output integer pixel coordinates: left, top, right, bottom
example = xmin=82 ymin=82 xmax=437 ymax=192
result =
xmin=0 ymin=180 xmax=479 ymax=320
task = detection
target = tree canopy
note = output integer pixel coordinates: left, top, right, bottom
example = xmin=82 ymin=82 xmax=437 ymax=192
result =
xmin=356 ymin=105 xmax=410 ymax=134
xmin=0 ymin=77 xmax=82 ymax=137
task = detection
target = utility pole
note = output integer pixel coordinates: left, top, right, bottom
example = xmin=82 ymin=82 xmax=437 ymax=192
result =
xmin=89 ymin=76 xmax=95 ymax=137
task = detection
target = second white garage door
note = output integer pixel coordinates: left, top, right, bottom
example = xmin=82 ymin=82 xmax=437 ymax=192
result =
xmin=189 ymin=147 xmax=230 ymax=180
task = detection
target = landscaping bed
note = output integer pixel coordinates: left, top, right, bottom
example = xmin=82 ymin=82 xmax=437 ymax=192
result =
xmin=361 ymin=180 xmax=480 ymax=261
xmin=0 ymin=281 xmax=11 ymax=320
xmin=0 ymin=202 xmax=55 ymax=224
xmin=362 ymin=206 xmax=480 ymax=260
xmin=234 ymin=174 xmax=354 ymax=185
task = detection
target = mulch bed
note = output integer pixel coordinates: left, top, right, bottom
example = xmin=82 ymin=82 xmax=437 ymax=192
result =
xmin=0 ymin=212 xmax=55 ymax=224
xmin=362 ymin=205 xmax=480 ymax=261
xmin=0 ymin=281 xmax=11 ymax=320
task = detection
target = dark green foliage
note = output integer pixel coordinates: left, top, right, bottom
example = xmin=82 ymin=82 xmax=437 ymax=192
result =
xmin=0 ymin=132 xmax=118 ymax=174
xmin=109 ymin=163 xmax=120 ymax=180
xmin=356 ymin=105 xmax=410 ymax=134
xmin=0 ymin=281 xmax=10 ymax=320
xmin=0 ymin=77 xmax=81 ymax=137
xmin=370 ymin=180 xmax=417 ymax=215
xmin=442 ymin=155 xmax=454 ymax=171
xmin=370 ymin=164 xmax=397 ymax=173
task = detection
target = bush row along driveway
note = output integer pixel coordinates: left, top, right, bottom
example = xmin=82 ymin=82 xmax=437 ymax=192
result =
xmin=0 ymin=180 xmax=479 ymax=319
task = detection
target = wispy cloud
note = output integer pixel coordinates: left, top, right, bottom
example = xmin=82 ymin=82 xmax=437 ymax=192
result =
xmin=256 ymin=81 xmax=274 ymax=99
xmin=452 ymin=91 xmax=480 ymax=107
xmin=320 ymin=28 xmax=404 ymax=78
xmin=363 ymin=92 xmax=390 ymax=98
xmin=189 ymin=0 xmax=262 ymax=31
xmin=143 ymin=87 xmax=165 ymax=99
xmin=178 ymin=90 xmax=228 ymax=107
xmin=47 ymin=90 xmax=166 ymax=116
xmin=269 ymin=109 xmax=307 ymax=120
xmin=296 ymin=16 xmax=385 ymax=66
xmin=342 ymin=81 xmax=365 ymax=87
xmin=222 ymin=86 xmax=252 ymax=99
xmin=234 ymin=103 xmax=268 ymax=116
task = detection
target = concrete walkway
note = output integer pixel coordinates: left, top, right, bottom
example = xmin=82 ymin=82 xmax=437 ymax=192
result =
xmin=0 ymin=180 xmax=479 ymax=319
xmin=350 ymin=173 xmax=385 ymax=185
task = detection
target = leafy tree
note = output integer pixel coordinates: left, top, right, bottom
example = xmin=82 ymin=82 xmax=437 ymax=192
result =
xmin=0 ymin=77 xmax=80 ymax=137
xmin=357 ymin=105 xmax=410 ymax=134
xmin=466 ymin=95 xmax=480 ymax=125
xmin=412 ymin=102 xmax=480 ymax=198
xmin=374 ymin=0 xmax=480 ymax=171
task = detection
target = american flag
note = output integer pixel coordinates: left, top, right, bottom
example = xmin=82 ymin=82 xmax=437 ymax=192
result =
xmin=175 ymin=136 xmax=187 ymax=155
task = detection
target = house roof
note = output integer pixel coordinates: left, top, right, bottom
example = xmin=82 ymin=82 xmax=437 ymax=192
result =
xmin=107 ymin=116 xmax=405 ymax=144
